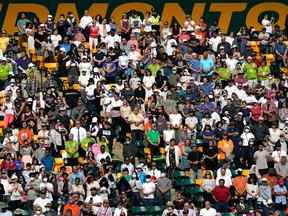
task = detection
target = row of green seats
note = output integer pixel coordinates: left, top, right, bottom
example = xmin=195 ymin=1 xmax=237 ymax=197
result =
xmin=130 ymin=206 xmax=164 ymax=216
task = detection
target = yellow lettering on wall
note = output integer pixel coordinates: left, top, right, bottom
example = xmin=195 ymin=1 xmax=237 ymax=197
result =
xmin=246 ymin=3 xmax=288 ymax=31
xmin=55 ymin=3 xmax=79 ymax=22
xmin=161 ymin=3 xmax=205 ymax=27
xmin=3 ymin=4 xmax=49 ymax=34
xmin=210 ymin=3 xmax=247 ymax=33
xmin=191 ymin=3 xmax=206 ymax=23
xmin=161 ymin=3 xmax=186 ymax=27
xmin=88 ymin=3 xmax=108 ymax=18
xmin=111 ymin=3 xmax=154 ymax=27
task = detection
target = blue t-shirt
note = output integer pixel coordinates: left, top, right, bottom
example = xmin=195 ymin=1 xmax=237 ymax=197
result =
xmin=200 ymin=58 xmax=214 ymax=73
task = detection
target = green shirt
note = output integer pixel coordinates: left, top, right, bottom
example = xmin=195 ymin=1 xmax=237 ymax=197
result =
xmin=65 ymin=140 xmax=79 ymax=158
xmin=147 ymin=63 xmax=161 ymax=76
xmin=80 ymin=137 xmax=95 ymax=151
xmin=0 ymin=63 xmax=12 ymax=81
xmin=146 ymin=129 xmax=160 ymax=146
xmin=258 ymin=66 xmax=270 ymax=80
xmin=243 ymin=63 xmax=257 ymax=80
xmin=151 ymin=15 xmax=160 ymax=25
xmin=217 ymin=67 xmax=231 ymax=80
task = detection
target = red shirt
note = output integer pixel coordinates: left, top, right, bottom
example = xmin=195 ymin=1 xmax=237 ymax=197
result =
xmin=1 ymin=159 xmax=16 ymax=171
xmin=178 ymin=32 xmax=190 ymax=43
xmin=250 ymin=104 xmax=262 ymax=122
xmin=89 ymin=25 xmax=99 ymax=38
xmin=212 ymin=185 xmax=230 ymax=202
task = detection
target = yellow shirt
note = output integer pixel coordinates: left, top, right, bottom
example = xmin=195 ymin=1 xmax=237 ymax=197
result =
xmin=0 ymin=37 xmax=9 ymax=53
xmin=128 ymin=112 xmax=144 ymax=131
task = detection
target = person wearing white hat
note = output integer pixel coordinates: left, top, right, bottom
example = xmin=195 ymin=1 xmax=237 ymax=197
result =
xmin=240 ymin=125 xmax=255 ymax=149
xmin=258 ymin=176 xmax=272 ymax=209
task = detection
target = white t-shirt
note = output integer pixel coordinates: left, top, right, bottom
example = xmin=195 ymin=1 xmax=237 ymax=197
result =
xmin=119 ymin=55 xmax=129 ymax=68
xmin=165 ymin=39 xmax=177 ymax=56
xmin=235 ymin=89 xmax=248 ymax=101
xmin=245 ymin=95 xmax=258 ymax=104
xmin=261 ymin=18 xmax=272 ymax=33
xmin=79 ymin=62 xmax=92 ymax=74
xmin=50 ymin=34 xmax=62 ymax=48
xmin=184 ymin=20 xmax=195 ymax=31
xmin=128 ymin=50 xmax=141 ymax=62
xmin=85 ymin=195 xmax=103 ymax=214
xmin=143 ymin=17 xmax=152 ymax=32
xmin=79 ymin=15 xmax=93 ymax=29
xmin=104 ymin=34 xmax=121 ymax=49
xmin=211 ymin=112 xmax=221 ymax=125
xmin=143 ymin=76 xmax=155 ymax=89
xmin=209 ymin=36 xmax=222 ymax=52
xmin=169 ymin=113 xmax=182 ymax=128
xmin=96 ymin=152 xmax=111 ymax=165
xmin=199 ymin=207 xmax=217 ymax=216
xmin=241 ymin=132 xmax=255 ymax=146
xmin=33 ymin=197 xmax=52 ymax=213
xmin=121 ymin=163 xmax=134 ymax=175
xmin=163 ymin=129 xmax=175 ymax=143
xmin=142 ymin=181 xmax=156 ymax=199
xmin=28 ymin=35 xmax=35 ymax=50
xmin=70 ymin=127 xmax=87 ymax=143
xmin=225 ymin=57 xmax=238 ymax=73
xmin=185 ymin=116 xmax=198 ymax=129
xmin=269 ymin=128 xmax=281 ymax=143
xmin=85 ymin=85 xmax=96 ymax=100
xmin=246 ymin=183 xmax=258 ymax=199
xmin=224 ymin=85 xmax=238 ymax=98
xmin=225 ymin=36 xmax=234 ymax=45
xmin=114 ymin=207 xmax=128 ymax=216
xmin=216 ymin=175 xmax=232 ymax=188
xmin=272 ymin=150 xmax=286 ymax=163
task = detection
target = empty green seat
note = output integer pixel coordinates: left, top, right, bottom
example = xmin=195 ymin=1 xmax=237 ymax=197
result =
xmin=130 ymin=206 xmax=147 ymax=215
xmin=175 ymin=177 xmax=194 ymax=187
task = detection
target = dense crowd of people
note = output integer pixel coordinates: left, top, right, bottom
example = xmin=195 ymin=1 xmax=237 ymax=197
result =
xmin=0 ymin=8 xmax=287 ymax=216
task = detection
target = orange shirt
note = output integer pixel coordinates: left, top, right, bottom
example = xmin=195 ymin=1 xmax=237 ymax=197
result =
xmin=263 ymin=174 xmax=277 ymax=188
xmin=18 ymin=128 xmax=33 ymax=145
xmin=218 ymin=139 xmax=234 ymax=159
xmin=233 ymin=176 xmax=248 ymax=195
xmin=63 ymin=203 xmax=81 ymax=216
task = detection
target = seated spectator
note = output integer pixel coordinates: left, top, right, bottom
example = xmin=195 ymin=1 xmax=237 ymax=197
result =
xmin=212 ymin=179 xmax=230 ymax=213
xmin=199 ymin=201 xmax=217 ymax=216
